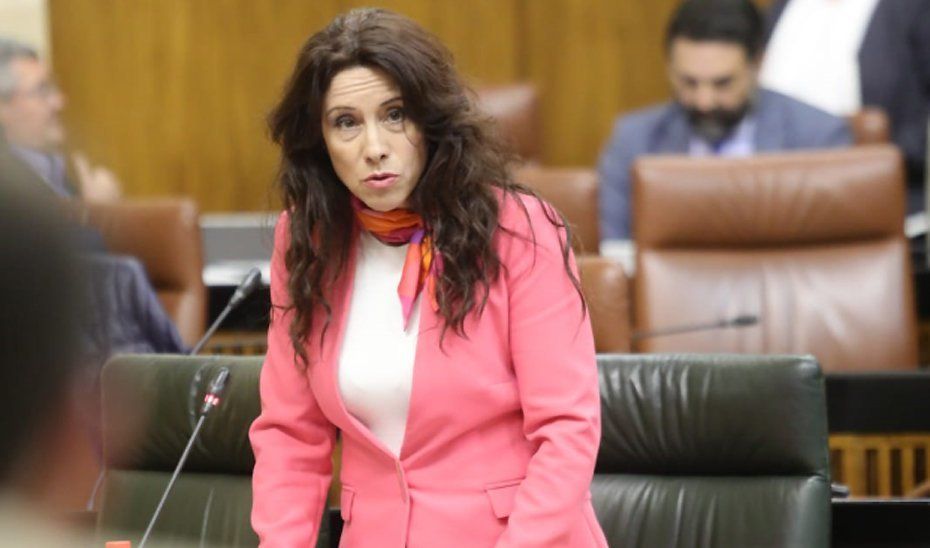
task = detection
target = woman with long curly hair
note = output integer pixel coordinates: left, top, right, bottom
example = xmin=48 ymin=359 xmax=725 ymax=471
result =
xmin=249 ymin=8 xmax=607 ymax=547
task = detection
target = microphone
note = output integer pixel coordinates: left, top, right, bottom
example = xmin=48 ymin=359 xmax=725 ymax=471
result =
xmin=728 ymin=314 xmax=758 ymax=327
xmin=189 ymin=267 xmax=263 ymax=355
xmin=633 ymin=314 xmax=759 ymax=341
xmin=138 ymin=367 xmax=231 ymax=548
xmin=200 ymin=367 xmax=230 ymax=415
xmin=229 ymin=267 xmax=263 ymax=308
xmin=86 ymin=269 xmax=255 ymax=511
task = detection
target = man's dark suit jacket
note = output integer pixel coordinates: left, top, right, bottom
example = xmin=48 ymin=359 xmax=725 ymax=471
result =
xmin=766 ymin=0 xmax=930 ymax=185
xmin=0 ymin=136 xmax=186 ymax=358
xmin=0 ymin=137 xmax=107 ymax=250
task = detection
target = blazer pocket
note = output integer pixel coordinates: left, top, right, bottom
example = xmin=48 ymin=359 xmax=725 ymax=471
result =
xmin=484 ymin=478 xmax=524 ymax=519
xmin=340 ymin=486 xmax=356 ymax=523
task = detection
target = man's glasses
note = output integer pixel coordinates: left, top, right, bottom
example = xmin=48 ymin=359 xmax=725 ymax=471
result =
xmin=14 ymin=80 xmax=61 ymax=101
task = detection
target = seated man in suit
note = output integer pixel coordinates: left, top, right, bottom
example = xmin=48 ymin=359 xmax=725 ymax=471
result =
xmin=0 ymin=37 xmax=185 ymax=359
xmin=0 ymin=37 xmax=120 ymax=203
xmin=599 ymin=0 xmax=852 ymax=242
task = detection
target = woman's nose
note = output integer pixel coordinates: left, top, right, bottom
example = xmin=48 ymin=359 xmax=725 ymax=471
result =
xmin=363 ymin=124 xmax=389 ymax=164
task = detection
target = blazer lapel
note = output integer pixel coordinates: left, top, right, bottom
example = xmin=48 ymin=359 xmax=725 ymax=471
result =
xmin=652 ymin=104 xmax=691 ymax=154
xmin=753 ymin=90 xmax=787 ymax=152
xmin=315 ymin=231 xmax=400 ymax=460
xmin=396 ymin=293 xmax=442 ymax=461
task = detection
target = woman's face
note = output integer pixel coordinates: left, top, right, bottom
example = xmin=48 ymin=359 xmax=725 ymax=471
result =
xmin=321 ymin=66 xmax=428 ymax=212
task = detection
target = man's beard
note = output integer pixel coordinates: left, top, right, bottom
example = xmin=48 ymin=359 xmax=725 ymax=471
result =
xmin=685 ymin=102 xmax=751 ymax=146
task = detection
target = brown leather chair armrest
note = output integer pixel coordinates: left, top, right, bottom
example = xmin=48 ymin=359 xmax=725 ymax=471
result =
xmin=516 ymin=165 xmax=600 ymax=254
xmin=578 ymin=254 xmax=631 ymax=353
xmin=85 ymin=198 xmax=206 ymax=346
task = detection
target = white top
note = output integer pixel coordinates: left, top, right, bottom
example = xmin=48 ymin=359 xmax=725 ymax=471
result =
xmin=760 ymin=0 xmax=880 ymax=116
xmin=338 ymin=231 xmax=420 ymax=457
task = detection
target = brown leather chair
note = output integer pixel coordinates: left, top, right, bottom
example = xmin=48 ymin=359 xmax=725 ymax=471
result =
xmin=848 ymin=107 xmax=891 ymax=145
xmin=577 ymin=255 xmax=632 ymax=352
xmin=475 ymin=84 xmax=541 ymax=162
xmin=86 ymin=198 xmax=206 ymax=347
xmin=515 ymin=165 xmax=600 ymax=254
xmin=632 ymin=145 xmax=917 ymax=372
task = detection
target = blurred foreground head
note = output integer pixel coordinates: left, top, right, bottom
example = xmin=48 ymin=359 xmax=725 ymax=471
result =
xmin=0 ymin=183 xmax=84 ymax=486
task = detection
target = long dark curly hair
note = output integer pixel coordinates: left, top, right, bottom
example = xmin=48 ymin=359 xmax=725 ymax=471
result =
xmin=269 ymin=8 xmax=581 ymax=368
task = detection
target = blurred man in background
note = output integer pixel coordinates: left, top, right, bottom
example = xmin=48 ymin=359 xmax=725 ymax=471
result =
xmin=599 ymin=0 xmax=852 ymax=242
xmin=0 ymin=36 xmax=186 ymax=359
xmin=0 ymin=37 xmax=119 ymax=202
xmin=763 ymin=0 xmax=930 ymax=211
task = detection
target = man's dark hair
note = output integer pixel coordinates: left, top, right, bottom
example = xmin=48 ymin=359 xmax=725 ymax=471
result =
xmin=665 ymin=0 xmax=765 ymax=59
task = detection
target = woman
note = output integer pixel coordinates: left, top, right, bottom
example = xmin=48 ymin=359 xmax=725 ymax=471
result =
xmin=250 ymin=8 xmax=607 ymax=547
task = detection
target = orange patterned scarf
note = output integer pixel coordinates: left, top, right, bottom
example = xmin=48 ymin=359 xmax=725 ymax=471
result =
xmin=352 ymin=198 xmax=437 ymax=327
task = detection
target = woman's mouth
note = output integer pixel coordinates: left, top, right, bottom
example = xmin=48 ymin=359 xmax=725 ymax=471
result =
xmin=363 ymin=172 xmax=399 ymax=189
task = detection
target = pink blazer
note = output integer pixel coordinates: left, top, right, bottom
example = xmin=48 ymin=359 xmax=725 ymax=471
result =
xmin=250 ymin=193 xmax=607 ymax=547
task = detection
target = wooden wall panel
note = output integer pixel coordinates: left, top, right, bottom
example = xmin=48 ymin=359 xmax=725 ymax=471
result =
xmin=50 ymin=1 xmax=343 ymax=211
xmin=49 ymin=0 xmax=748 ymax=211
xmin=49 ymin=0 xmax=519 ymax=211
xmin=522 ymin=0 xmax=680 ymax=166
xmin=339 ymin=0 xmax=520 ymax=84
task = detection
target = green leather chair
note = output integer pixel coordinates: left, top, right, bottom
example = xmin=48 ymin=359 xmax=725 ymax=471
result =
xmin=593 ymin=354 xmax=831 ymax=547
xmin=96 ymin=354 xmax=330 ymax=548
xmin=98 ymin=354 xmax=829 ymax=547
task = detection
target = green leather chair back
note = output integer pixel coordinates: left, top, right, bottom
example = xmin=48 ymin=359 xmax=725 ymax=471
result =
xmin=593 ymin=354 xmax=831 ymax=547
xmin=96 ymin=354 xmax=330 ymax=547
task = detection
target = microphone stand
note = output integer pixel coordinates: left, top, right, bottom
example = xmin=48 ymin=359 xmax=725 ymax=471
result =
xmin=633 ymin=315 xmax=759 ymax=341
xmin=189 ymin=305 xmax=234 ymax=355
xmin=87 ymin=268 xmax=262 ymax=512
xmin=138 ymin=367 xmax=230 ymax=548
xmin=189 ymin=267 xmax=263 ymax=355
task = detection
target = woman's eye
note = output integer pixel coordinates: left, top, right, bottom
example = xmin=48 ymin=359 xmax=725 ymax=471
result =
xmin=335 ymin=116 xmax=357 ymax=129
xmin=385 ymin=107 xmax=405 ymax=124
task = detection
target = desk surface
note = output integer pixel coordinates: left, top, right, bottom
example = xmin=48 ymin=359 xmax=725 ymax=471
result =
xmin=826 ymin=372 xmax=930 ymax=432
xmin=832 ymin=498 xmax=930 ymax=547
